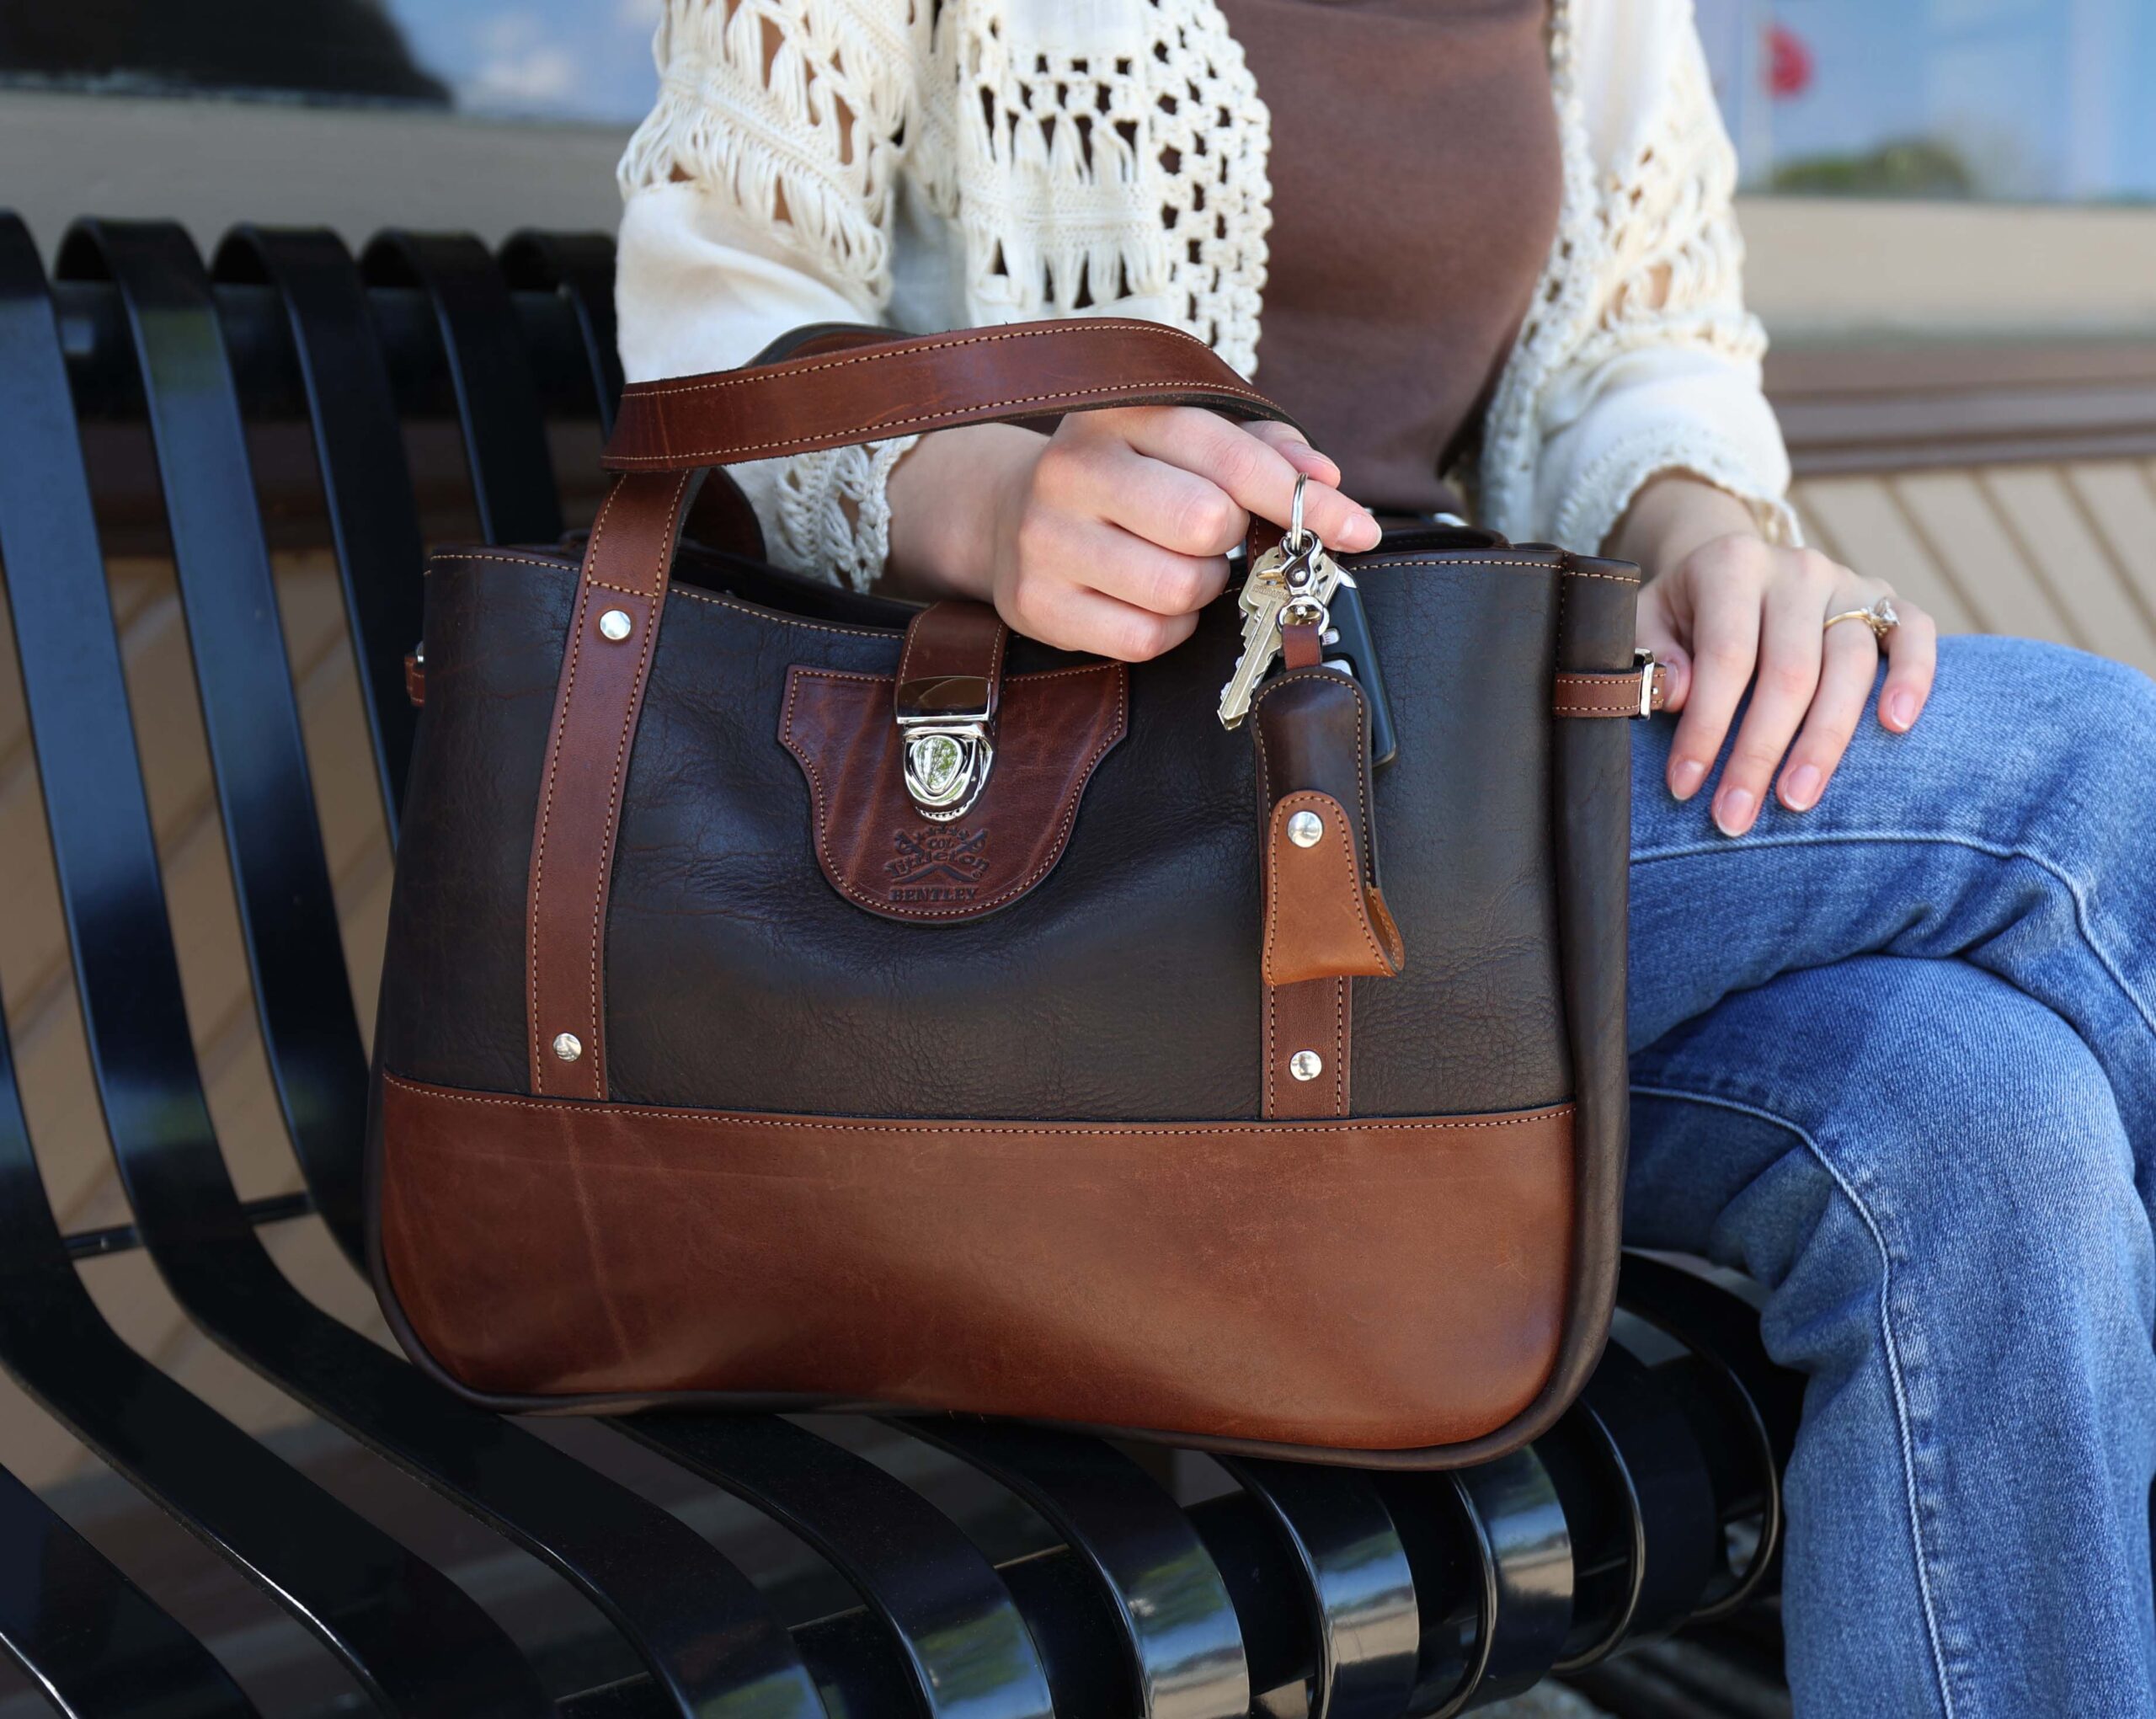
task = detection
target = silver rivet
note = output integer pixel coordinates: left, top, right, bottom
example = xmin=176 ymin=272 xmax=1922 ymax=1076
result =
xmin=1289 ymin=1049 xmax=1323 ymax=1082
xmin=598 ymin=608 xmax=633 ymax=642
xmin=1288 ymin=809 xmax=1324 ymax=848
xmin=552 ymin=1032 xmax=584 ymax=1063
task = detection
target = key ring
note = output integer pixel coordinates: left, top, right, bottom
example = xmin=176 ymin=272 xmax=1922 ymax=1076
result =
xmin=1283 ymin=471 xmax=1312 ymax=556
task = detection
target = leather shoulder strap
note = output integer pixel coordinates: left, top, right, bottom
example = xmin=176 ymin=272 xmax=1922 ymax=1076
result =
xmin=605 ymin=317 xmax=1299 ymax=472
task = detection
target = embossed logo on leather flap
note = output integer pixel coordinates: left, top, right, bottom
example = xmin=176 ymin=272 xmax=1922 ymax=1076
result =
xmin=781 ymin=662 xmax=1127 ymax=923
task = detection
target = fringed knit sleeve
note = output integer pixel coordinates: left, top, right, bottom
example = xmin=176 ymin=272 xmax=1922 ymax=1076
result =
xmin=1477 ymin=0 xmax=1801 ymax=555
xmin=614 ymin=0 xmax=933 ymax=591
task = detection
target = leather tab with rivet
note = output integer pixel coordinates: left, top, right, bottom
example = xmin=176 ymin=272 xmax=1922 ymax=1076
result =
xmin=1263 ymin=790 xmax=1406 ymax=987
xmin=1251 ymin=656 xmax=1400 ymax=1119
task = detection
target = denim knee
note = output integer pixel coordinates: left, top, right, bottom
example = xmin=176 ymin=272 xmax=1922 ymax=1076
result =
xmin=1929 ymin=635 xmax=2156 ymax=863
xmin=1631 ymin=954 xmax=2153 ymax=1351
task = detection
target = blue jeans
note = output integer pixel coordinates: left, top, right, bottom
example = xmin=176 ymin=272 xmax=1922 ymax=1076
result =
xmin=1626 ymin=633 xmax=2156 ymax=1716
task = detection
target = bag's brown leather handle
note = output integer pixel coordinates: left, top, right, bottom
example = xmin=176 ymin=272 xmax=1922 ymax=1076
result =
xmin=603 ymin=316 xmax=1303 ymax=472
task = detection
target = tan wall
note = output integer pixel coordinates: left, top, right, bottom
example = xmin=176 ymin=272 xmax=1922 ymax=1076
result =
xmin=1741 ymin=199 xmax=2156 ymax=342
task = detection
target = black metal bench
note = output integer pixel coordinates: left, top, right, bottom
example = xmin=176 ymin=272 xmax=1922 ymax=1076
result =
xmin=0 ymin=211 xmax=1802 ymax=1719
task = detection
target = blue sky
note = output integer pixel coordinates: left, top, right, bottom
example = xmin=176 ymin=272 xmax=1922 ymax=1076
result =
xmin=1698 ymin=0 xmax=2156 ymax=200
xmin=385 ymin=0 xmax=664 ymax=126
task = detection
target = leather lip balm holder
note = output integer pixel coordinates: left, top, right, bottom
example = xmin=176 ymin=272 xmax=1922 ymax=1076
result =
xmin=781 ymin=599 xmax=1130 ymax=924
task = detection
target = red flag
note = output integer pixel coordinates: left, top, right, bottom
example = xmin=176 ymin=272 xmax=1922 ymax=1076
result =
xmin=1768 ymin=24 xmax=1814 ymax=99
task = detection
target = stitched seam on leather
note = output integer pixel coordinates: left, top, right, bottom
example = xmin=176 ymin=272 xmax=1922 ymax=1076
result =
xmin=607 ymin=379 xmax=1275 ymax=464
xmin=1253 ymin=670 xmax=1373 ymax=867
xmin=384 ymin=1072 xmax=1573 ymax=1134
xmin=584 ymin=470 xmax=691 ymax=1096
xmin=896 ymin=608 xmax=922 ymax=690
xmin=1554 ymin=670 xmax=1652 ymax=716
xmin=531 ymin=479 xmax=624 ymax=1086
xmin=782 ymin=664 xmax=1101 ymax=688
xmin=685 ymin=590 xmax=894 ymax=636
xmin=622 ymin=322 xmax=1225 ymax=398
xmin=1331 ymin=979 xmax=1346 ymax=1114
xmin=1346 ymin=557 xmax=1640 ymax=585
xmin=782 ymin=663 xmax=1127 ymax=920
xmin=426 ymin=553 xmax=902 ymax=638
xmin=1256 ymin=706 xmax=1277 ymax=1116
xmin=432 ymin=552 xmax=578 ymax=572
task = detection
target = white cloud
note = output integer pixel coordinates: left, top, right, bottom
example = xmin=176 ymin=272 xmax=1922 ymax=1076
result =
xmin=463 ymin=10 xmax=579 ymax=111
xmin=616 ymin=0 xmax=664 ymax=29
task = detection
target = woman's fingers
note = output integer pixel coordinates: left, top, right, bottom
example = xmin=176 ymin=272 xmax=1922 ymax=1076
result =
xmin=1001 ymin=569 xmax=1201 ymax=663
xmin=1708 ymin=557 xmax=1835 ymax=835
xmin=1245 ymin=419 xmax=1344 ymax=489
xmin=1114 ymin=406 xmax=1382 ymax=552
xmin=1774 ymin=616 xmax=1881 ymax=812
xmin=1068 ymin=440 xmax=1260 ymax=558
xmin=1664 ymin=546 xmax=1764 ymax=802
xmin=1877 ymin=601 xmax=1938 ymax=733
xmin=1044 ymin=514 xmax=1233 ymax=618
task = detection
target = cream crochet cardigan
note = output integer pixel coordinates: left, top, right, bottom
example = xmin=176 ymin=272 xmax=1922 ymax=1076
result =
xmin=614 ymin=0 xmax=1801 ymax=592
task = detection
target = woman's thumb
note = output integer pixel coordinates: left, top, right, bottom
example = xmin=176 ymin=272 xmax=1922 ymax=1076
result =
xmin=1635 ymin=606 xmax=1691 ymax=713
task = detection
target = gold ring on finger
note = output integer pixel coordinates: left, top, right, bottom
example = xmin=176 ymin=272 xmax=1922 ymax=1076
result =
xmin=1824 ymin=595 xmax=1899 ymax=643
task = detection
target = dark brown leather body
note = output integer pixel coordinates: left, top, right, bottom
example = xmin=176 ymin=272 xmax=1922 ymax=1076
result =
xmin=367 ymin=523 xmax=1637 ymax=1465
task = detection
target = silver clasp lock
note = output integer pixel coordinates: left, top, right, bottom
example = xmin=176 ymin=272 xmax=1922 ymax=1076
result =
xmin=894 ymin=601 xmax=1006 ymax=822
xmin=899 ymin=714 xmax=995 ymax=821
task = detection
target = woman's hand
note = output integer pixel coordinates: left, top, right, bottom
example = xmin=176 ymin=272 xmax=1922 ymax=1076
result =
xmin=885 ymin=410 xmax=1382 ymax=662
xmin=1613 ymin=475 xmax=1937 ymax=836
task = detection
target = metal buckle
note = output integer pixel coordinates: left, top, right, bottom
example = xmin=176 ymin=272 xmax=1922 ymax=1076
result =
xmin=899 ymin=711 xmax=995 ymax=821
xmin=1632 ymin=649 xmax=1657 ymax=719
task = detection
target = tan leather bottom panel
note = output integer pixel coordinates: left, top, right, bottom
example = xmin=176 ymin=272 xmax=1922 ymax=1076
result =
xmin=377 ymin=1072 xmax=1575 ymax=1450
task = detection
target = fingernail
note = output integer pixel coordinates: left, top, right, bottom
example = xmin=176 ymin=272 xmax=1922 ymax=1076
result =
xmin=1885 ymin=690 xmax=1915 ymax=730
xmin=1712 ymin=786 xmax=1754 ymax=836
xmin=1343 ymin=512 xmax=1381 ymax=549
xmin=1670 ymin=757 xmax=1707 ymax=800
xmin=1782 ymin=763 xmax=1821 ymax=810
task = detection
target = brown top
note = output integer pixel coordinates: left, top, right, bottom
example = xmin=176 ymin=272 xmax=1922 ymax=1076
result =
xmin=1219 ymin=0 xmax=1563 ymax=513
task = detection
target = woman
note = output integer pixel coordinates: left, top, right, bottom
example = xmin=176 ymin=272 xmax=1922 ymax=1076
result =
xmin=613 ymin=2 xmax=2156 ymax=1711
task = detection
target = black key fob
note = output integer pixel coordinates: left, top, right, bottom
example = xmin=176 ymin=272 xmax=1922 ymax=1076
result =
xmin=1321 ymin=577 xmax=1398 ymax=768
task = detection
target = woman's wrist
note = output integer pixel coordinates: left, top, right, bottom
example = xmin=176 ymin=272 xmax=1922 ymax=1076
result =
xmin=1604 ymin=472 xmax=1764 ymax=579
xmin=883 ymin=421 xmax=1045 ymax=603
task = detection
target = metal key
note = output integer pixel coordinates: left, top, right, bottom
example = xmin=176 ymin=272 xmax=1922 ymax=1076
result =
xmin=1218 ymin=562 xmax=1291 ymax=728
xmin=1219 ymin=534 xmax=1346 ymax=727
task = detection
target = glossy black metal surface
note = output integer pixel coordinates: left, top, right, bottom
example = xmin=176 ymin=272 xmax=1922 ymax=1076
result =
xmin=60 ymin=217 xmax=375 ymax=1266
xmin=1208 ymin=1459 xmax=1418 ymax=1719
xmin=0 ymin=1456 xmax=259 ymax=1719
xmin=901 ymin=1422 xmax=1251 ymax=1719
xmin=44 ymin=217 xmax=824 ymax=1719
xmin=626 ymin=1415 xmax=1056 ymax=1719
xmin=213 ymin=227 xmax=424 ymax=834
xmin=362 ymin=230 xmax=563 ymax=544
xmin=1618 ymin=1256 xmax=1796 ymax=1620
xmin=501 ymin=230 xmax=624 ymax=439
xmin=0 ymin=206 xmax=552 ymax=1719
xmin=1547 ymin=1342 xmax=1720 ymax=1669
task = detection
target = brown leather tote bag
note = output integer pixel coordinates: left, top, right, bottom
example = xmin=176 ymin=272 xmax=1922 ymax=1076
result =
xmin=365 ymin=316 xmax=1664 ymax=1466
